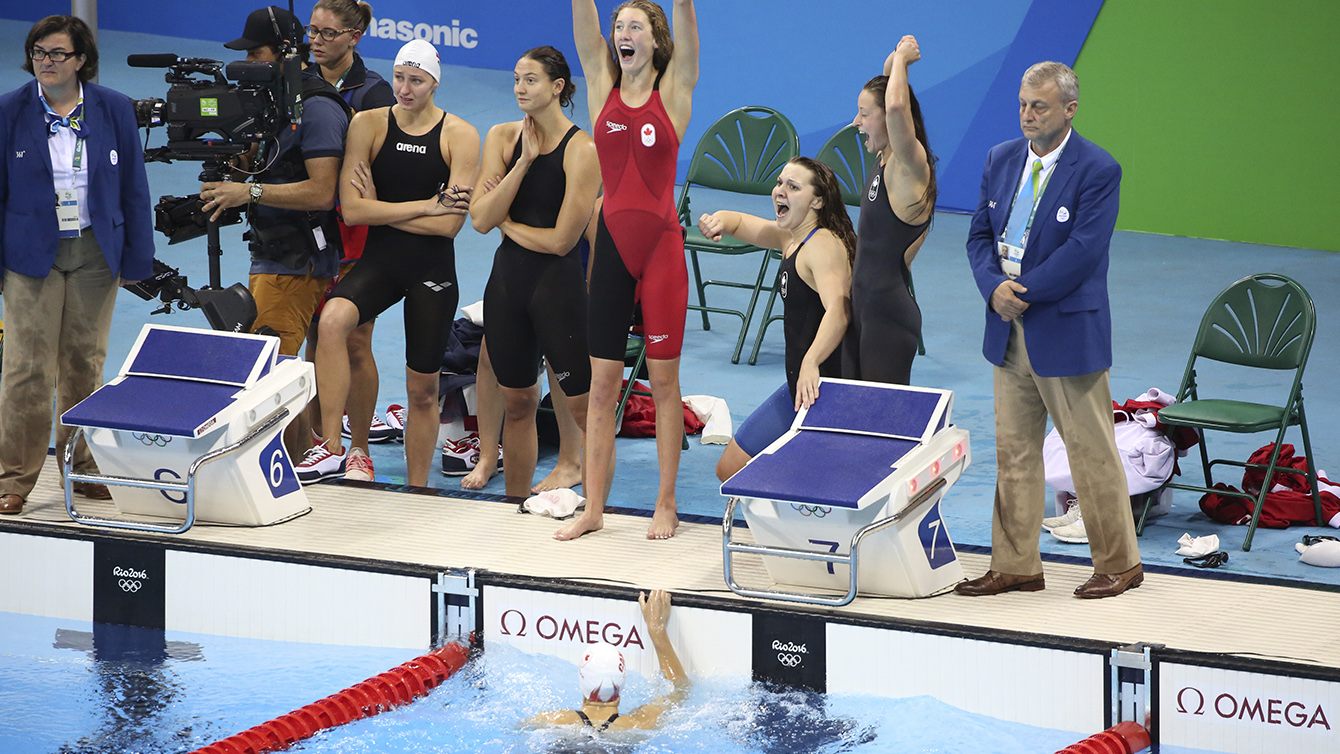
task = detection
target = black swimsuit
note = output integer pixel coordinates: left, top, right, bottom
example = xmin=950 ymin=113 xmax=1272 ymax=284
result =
xmin=482 ymin=124 xmax=591 ymax=396
xmin=842 ymin=169 xmax=926 ymax=384
xmin=781 ymin=229 xmax=842 ymax=401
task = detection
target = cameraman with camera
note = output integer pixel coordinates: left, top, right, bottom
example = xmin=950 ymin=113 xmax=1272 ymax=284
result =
xmin=199 ymin=6 xmax=349 ymax=364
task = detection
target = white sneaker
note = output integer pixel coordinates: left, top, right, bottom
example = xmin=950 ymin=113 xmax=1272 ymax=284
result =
xmin=1051 ymin=517 xmax=1089 ymax=544
xmin=441 ymin=433 xmax=503 ymax=476
xmin=1043 ymin=505 xmax=1083 ymax=531
xmin=342 ymin=413 xmax=398 ymax=443
xmin=344 ymin=447 xmax=375 ymax=482
xmin=296 ymin=441 xmax=346 ymax=484
xmin=384 ymin=404 xmax=407 ymax=442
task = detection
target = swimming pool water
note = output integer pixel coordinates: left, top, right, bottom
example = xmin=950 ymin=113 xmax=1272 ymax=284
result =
xmin=0 ymin=612 xmax=1224 ymax=754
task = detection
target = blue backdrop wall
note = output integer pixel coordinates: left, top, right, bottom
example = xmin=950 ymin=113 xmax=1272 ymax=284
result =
xmin=4 ymin=0 xmax=1102 ymax=213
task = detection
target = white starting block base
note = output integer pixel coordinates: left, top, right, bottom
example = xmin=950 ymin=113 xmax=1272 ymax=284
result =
xmin=723 ymin=379 xmax=971 ymax=604
xmin=62 ymin=325 xmax=315 ymax=531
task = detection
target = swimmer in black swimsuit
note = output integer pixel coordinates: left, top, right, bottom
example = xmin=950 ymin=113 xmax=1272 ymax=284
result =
xmin=469 ymin=46 xmax=600 ymax=499
xmin=698 ymin=158 xmax=855 ymax=482
xmin=845 ymin=35 xmax=938 ymax=385
xmin=525 ymin=590 xmax=689 ymax=730
xmin=309 ymin=39 xmax=480 ymax=488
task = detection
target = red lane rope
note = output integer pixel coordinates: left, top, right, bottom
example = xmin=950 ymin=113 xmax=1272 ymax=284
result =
xmin=190 ymin=643 xmax=471 ymax=754
xmin=1056 ymin=721 xmax=1151 ymax=754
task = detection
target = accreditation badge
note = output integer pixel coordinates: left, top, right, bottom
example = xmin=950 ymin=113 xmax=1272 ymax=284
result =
xmin=997 ymin=241 xmax=1024 ymax=280
xmin=56 ymin=189 xmax=81 ymax=234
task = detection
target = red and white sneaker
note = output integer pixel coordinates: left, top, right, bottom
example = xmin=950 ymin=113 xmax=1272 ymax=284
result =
xmin=440 ymin=433 xmax=503 ymax=476
xmin=344 ymin=447 xmax=375 ymax=482
xmin=342 ymin=413 xmax=398 ymax=443
xmin=296 ymin=441 xmax=346 ymax=484
xmin=384 ymin=404 xmax=407 ymax=442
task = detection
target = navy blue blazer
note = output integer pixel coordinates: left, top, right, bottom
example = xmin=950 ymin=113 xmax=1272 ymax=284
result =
xmin=0 ymin=79 xmax=155 ymax=281
xmin=965 ymin=130 xmax=1121 ymax=378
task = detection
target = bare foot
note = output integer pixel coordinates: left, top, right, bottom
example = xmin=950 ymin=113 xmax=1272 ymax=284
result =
xmin=647 ymin=506 xmax=679 ymax=540
xmin=532 ymin=462 xmax=582 ymax=493
xmin=461 ymin=461 xmax=497 ymax=491
xmin=554 ymin=511 xmax=603 ymax=541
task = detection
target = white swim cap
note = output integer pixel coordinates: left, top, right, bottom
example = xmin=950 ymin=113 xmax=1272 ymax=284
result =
xmin=395 ymin=39 xmax=440 ymax=83
xmin=578 ymin=642 xmax=625 ymax=702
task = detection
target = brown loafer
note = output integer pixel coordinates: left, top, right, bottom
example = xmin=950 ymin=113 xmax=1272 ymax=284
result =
xmin=954 ymin=569 xmax=1045 ymax=596
xmin=0 ymin=493 xmax=25 ymax=515
xmin=73 ymin=482 xmax=113 ymax=500
xmin=1074 ymin=564 xmax=1144 ymax=599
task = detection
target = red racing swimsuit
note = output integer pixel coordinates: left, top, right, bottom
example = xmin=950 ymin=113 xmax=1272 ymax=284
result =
xmin=587 ymin=72 xmax=688 ymax=361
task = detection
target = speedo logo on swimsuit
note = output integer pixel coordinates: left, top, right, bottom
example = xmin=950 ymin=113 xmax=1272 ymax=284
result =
xmin=646 ymin=334 xmax=670 ymax=344
xmin=553 ymin=371 xmax=571 ymax=383
xmin=605 ymin=120 xmax=628 ymax=134
xmin=397 ymin=142 xmax=427 ymax=154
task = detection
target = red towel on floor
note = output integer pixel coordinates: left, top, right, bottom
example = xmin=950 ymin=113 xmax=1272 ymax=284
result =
xmin=616 ymin=380 xmax=706 ymax=438
xmin=1198 ymin=444 xmax=1340 ymax=527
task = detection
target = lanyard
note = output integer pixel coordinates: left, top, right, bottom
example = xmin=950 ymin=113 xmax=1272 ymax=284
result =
xmin=1002 ymin=149 xmax=1062 ymax=245
xmin=71 ymin=135 xmax=85 ymax=173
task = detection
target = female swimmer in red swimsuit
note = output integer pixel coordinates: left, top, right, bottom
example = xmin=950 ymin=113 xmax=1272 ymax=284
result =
xmin=562 ymin=0 xmax=699 ymax=541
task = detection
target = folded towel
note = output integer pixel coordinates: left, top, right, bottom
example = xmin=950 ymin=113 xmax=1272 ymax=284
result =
xmin=523 ymin=488 xmax=585 ymax=519
xmin=683 ymin=395 xmax=732 ymax=445
xmin=1297 ymin=539 xmax=1340 ymax=567
xmin=1174 ymin=533 xmax=1220 ymax=557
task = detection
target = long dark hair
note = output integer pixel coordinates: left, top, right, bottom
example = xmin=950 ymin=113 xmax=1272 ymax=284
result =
xmin=23 ymin=15 xmax=97 ymax=81
xmin=522 ymin=45 xmax=577 ymax=110
xmin=862 ymin=75 xmax=937 ymax=217
xmin=790 ymin=157 xmax=857 ymax=267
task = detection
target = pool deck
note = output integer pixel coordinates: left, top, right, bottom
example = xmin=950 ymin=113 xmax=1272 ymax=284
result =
xmin=6 ymin=456 xmax=1338 ymax=674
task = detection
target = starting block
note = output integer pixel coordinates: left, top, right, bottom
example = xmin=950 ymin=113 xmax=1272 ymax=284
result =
xmin=60 ymin=324 xmax=315 ymax=533
xmin=721 ymin=379 xmax=971 ymax=605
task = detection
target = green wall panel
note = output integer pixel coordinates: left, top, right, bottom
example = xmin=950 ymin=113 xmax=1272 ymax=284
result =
xmin=1074 ymin=1 xmax=1338 ymax=252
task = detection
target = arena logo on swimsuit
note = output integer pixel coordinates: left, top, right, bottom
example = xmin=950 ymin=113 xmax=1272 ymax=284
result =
xmin=367 ymin=16 xmax=478 ymax=49
xmin=396 ymin=142 xmax=427 ymax=154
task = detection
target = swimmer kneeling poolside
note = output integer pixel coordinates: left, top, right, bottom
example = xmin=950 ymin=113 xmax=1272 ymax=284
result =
xmin=525 ymin=589 xmax=689 ymax=730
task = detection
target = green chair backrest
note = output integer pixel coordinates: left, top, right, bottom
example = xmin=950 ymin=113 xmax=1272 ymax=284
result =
xmin=676 ymin=107 xmax=799 ymax=221
xmin=816 ymin=124 xmax=878 ymax=207
xmin=1192 ymin=273 xmax=1315 ymax=371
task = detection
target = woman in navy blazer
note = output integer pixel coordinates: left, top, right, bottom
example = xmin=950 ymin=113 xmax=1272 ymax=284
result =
xmin=0 ymin=15 xmax=155 ymax=516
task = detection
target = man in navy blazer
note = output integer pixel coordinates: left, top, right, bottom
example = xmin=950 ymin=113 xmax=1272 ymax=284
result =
xmin=959 ymin=61 xmax=1142 ymax=599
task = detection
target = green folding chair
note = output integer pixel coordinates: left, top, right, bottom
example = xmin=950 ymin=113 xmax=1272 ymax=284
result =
xmin=747 ymin=125 xmax=924 ymax=365
xmin=1153 ymin=273 xmax=1320 ymax=551
xmin=677 ymin=107 xmax=799 ymax=364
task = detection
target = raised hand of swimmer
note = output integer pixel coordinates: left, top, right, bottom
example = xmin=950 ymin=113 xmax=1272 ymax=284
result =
xmin=350 ymin=161 xmax=376 ymax=201
xmin=697 ymin=212 xmax=725 ymax=242
xmin=639 ymin=589 xmax=672 ymax=636
xmin=895 ymin=34 xmax=921 ymax=65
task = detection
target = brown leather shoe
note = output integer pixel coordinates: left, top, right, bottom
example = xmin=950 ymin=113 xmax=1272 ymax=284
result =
xmin=73 ymin=482 xmax=113 ymax=500
xmin=954 ymin=570 xmax=1045 ymax=596
xmin=1074 ymin=564 xmax=1144 ymax=599
xmin=0 ymin=493 xmax=24 ymax=515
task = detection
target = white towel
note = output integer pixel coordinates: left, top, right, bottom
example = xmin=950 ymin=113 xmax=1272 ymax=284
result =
xmin=523 ymin=488 xmax=585 ymax=519
xmin=1297 ymin=539 xmax=1340 ymax=567
xmin=683 ymin=395 xmax=732 ymax=445
xmin=460 ymin=300 xmax=485 ymax=326
xmin=1175 ymin=533 xmax=1220 ymax=557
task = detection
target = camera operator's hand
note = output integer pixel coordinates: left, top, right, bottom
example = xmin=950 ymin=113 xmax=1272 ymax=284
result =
xmin=200 ymin=181 xmax=252 ymax=222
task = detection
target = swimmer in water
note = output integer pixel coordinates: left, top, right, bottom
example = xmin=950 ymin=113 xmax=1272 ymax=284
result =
xmin=526 ymin=590 xmax=688 ymax=730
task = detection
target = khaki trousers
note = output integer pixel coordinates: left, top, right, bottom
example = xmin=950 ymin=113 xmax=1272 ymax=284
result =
xmin=990 ymin=320 xmax=1141 ymax=575
xmin=0 ymin=231 xmax=118 ymax=497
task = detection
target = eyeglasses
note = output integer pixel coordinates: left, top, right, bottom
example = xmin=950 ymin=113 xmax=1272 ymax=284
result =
xmin=30 ymin=47 xmax=77 ymax=62
xmin=304 ymin=25 xmax=356 ymax=41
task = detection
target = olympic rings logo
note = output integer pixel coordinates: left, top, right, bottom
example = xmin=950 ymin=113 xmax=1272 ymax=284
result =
xmin=118 ymin=579 xmax=142 ymax=593
xmin=133 ymin=433 xmax=172 ymax=447
xmin=777 ymin=652 xmax=803 ymax=668
xmin=791 ymin=504 xmax=831 ymax=518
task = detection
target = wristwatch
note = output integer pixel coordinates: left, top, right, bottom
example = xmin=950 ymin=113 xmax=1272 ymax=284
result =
xmin=249 ymin=183 xmax=264 ymax=204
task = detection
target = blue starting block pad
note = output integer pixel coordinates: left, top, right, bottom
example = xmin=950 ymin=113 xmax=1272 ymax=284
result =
xmin=60 ymin=324 xmax=316 ymax=533
xmin=722 ymin=379 xmax=971 ymax=604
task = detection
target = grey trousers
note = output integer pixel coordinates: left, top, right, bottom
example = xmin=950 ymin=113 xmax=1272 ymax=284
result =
xmin=0 ymin=230 xmax=118 ymax=497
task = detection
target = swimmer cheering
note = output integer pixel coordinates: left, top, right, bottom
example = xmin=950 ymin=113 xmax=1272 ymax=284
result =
xmin=469 ymin=46 xmax=600 ymax=499
xmin=308 ymin=39 xmax=479 ymax=487
xmin=701 ymin=158 xmax=855 ymax=482
xmin=561 ymin=0 xmax=700 ymax=541
xmin=526 ymin=590 xmax=689 ymax=730
xmin=844 ymin=35 xmax=938 ymax=385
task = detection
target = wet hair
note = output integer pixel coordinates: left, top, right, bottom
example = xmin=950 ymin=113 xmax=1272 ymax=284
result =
xmin=789 ymin=157 xmax=857 ymax=267
xmin=522 ymin=46 xmax=577 ymax=110
xmin=23 ymin=15 xmax=98 ymax=81
xmin=862 ymin=75 xmax=938 ymax=219
xmin=313 ymin=0 xmax=374 ymax=32
xmin=608 ymin=1 xmax=673 ymax=73
xmin=1022 ymin=61 xmax=1078 ymax=105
